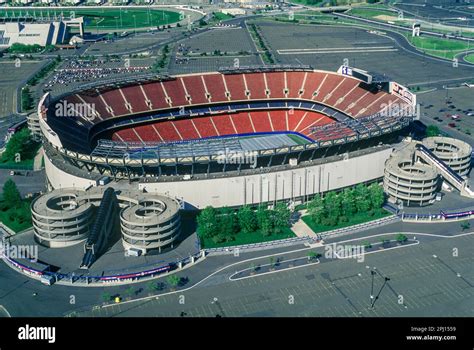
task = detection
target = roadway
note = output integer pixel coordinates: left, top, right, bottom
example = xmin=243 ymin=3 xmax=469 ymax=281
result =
xmin=0 ymin=218 xmax=472 ymax=317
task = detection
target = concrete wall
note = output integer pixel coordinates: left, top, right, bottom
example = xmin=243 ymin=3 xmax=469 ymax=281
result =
xmin=45 ymin=155 xmax=97 ymax=189
xmin=46 ymin=147 xmax=393 ymax=208
xmin=139 ymin=148 xmax=393 ymax=208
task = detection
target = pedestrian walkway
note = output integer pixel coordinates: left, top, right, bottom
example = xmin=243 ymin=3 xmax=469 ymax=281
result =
xmin=33 ymin=147 xmax=44 ymax=171
xmin=291 ymin=210 xmax=317 ymax=238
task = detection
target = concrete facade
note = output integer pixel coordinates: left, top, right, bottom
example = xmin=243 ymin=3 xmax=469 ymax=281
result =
xmin=384 ymin=137 xmax=472 ymax=206
xmin=43 ymin=146 xmax=393 ymax=208
xmin=31 ymin=187 xmax=182 ymax=254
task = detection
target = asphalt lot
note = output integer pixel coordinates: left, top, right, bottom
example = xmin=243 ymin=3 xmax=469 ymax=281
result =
xmin=418 ymin=86 xmax=474 ymax=143
xmin=252 ymin=19 xmax=474 ymax=86
xmin=0 ymin=170 xmax=46 ymax=197
xmin=76 ymin=231 xmax=474 ymax=317
xmin=0 ymin=61 xmax=45 ymax=117
xmin=0 ymin=218 xmax=471 ymax=317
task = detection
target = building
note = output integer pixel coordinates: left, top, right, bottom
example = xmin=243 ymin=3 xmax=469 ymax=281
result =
xmin=384 ymin=137 xmax=473 ymax=206
xmin=0 ymin=21 xmax=67 ymax=48
xmin=31 ymin=187 xmax=182 ymax=255
xmin=36 ymin=67 xmax=419 ymax=209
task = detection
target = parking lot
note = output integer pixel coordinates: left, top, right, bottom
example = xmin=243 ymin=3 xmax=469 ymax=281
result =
xmin=80 ymin=232 xmax=474 ymax=317
xmin=250 ymin=19 xmax=474 ymax=87
xmin=0 ymin=61 xmax=45 ymax=117
xmin=419 ymin=86 xmax=474 ymax=141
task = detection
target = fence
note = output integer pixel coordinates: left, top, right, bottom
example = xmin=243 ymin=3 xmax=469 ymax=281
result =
xmin=400 ymin=209 xmax=474 ymax=223
xmin=204 ymin=236 xmax=318 ymax=256
xmin=0 ymin=243 xmax=205 ymax=287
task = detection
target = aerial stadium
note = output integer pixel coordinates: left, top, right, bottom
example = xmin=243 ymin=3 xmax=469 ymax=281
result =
xmin=37 ymin=65 xmax=418 ymax=209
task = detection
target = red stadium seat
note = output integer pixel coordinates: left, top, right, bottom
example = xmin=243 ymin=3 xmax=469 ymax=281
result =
xmin=202 ymin=73 xmax=229 ymax=102
xmin=161 ymin=79 xmax=189 ymax=107
xmin=286 ymin=71 xmax=306 ymax=98
xmin=249 ymin=111 xmax=272 ymax=132
xmin=223 ymin=74 xmax=247 ymax=101
xmin=191 ymin=117 xmax=219 ymax=138
xmin=212 ymin=115 xmax=237 ymax=136
xmin=268 ymin=110 xmax=287 ymax=131
xmin=180 ymin=76 xmax=208 ymax=105
xmin=244 ymin=73 xmax=267 ymax=99
xmin=301 ymin=71 xmax=326 ymax=100
xmin=100 ymin=89 xmax=129 ymax=116
xmin=230 ymin=112 xmax=255 ymax=134
xmin=265 ymin=72 xmax=286 ymax=99
xmin=121 ymin=85 xmax=150 ymax=113
xmin=141 ymin=82 xmax=170 ymax=110
xmin=173 ymin=119 xmax=201 ymax=140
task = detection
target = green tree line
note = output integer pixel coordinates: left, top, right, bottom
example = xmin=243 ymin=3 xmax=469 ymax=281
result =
xmin=197 ymin=203 xmax=291 ymax=244
xmin=307 ymin=183 xmax=385 ymax=227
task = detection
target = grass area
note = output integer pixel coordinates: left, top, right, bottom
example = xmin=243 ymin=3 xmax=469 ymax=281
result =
xmin=406 ymin=34 xmax=471 ymax=60
xmin=0 ymin=199 xmax=32 ymax=233
xmin=408 ymin=35 xmax=468 ymax=51
xmin=213 ymin=12 xmax=234 ymax=22
xmin=200 ymin=227 xmax=296 ymax=249
xmin=247 ymin=23 xmax=275 ymax=64
xmin=289 ymin=0 xmax=367 ymax=5
xmin=464 ymin=53 xmax=474 ymax=64
xmin=348 ymin=7 xmax=399 ymax=20
xmin=288 ymin=0 xmax=324 ymax=6
xmin=287 ymin=133 xmax=311 ymax=145
xmin=0 ymin=159 xmax=34 ymax=170
xmin=0 ymin=8 xmax=180 ymax=30
xmin=302 ymin=209 xmax=391 ymax=234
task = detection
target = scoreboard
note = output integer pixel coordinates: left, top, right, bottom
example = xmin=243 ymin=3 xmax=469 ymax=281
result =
xmin=338 ymin=65 xmax=373 ymax=84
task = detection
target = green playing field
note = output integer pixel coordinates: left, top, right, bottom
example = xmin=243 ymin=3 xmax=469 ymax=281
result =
xmin=0 ymin=7 xmax=181 ymax=30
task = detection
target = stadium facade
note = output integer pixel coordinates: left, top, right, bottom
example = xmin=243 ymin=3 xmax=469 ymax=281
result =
xmin=37 ymin=66 xmax=419 ymax=208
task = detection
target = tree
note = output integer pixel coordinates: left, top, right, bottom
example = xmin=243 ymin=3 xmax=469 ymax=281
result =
xmin=197 ymin=206 xmax=219 ymax=238
xmin=218 ymin=207 xmax=238 ymax=239
xmin=2 ymin=128 xmax=38 ymax=164
xmin=167 ymin=275 xmax=181 ymax=288
xmin=341 ymin=188 xmax=356 ymax=217
xmin=308 ymin=194 xmax=325 ymax=224
xmin=354 ymin=184 xmax=371 ymax=213
xmin=426 ymin=125 xmax=440 ymax=137
xmin=396 ymin=234 xmax=408 ymax=243
xmin=147 ymin=281 xmax=157 ymax=292
xmin=461 ymin=222 xmax=470 ymax=231
xmin=256 ymin=205 xmax=273 ymax=236
xmin=273 ymin=202 xmax=291 ymax=229
xmin=2 ymin=179 xmax=22 ymax=209
xmin=237 ymin=205 xmax=257 ymax=233
xmin=324 ymin=191 xmax=341 ymax=226
xmin=368 ymin=183 xmax=385 ymax=211
xmin=101 ymin=292 xmax=111 ymax=302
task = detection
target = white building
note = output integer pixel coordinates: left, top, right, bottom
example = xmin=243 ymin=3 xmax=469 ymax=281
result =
xmin=221 ymin=8 xmax=246 ymax=16
xmin=0 ymin=21 xmax=67 ymax=48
